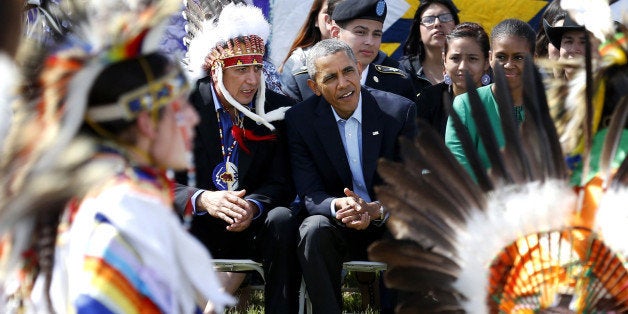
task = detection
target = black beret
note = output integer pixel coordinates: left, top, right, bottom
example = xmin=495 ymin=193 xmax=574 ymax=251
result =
xmin=332 ymin=0 xmax=387 ymax=24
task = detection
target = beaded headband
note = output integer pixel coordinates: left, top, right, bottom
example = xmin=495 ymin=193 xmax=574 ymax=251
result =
xmin=86 ymin=68 xmax=189 ymax=122
xmin=206 ymin=35 xmax=266 ymax=72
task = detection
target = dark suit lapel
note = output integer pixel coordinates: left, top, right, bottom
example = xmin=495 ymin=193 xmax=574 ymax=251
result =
xmin=237 ymin=115 xmax=263 ymax=182
xmin=314 ymin=98 xmax=352 ymax=187
xmin=360 ymin=90 xmax=384 ymax=190
xmin=196 ymin=80 xmax=223 ymax=165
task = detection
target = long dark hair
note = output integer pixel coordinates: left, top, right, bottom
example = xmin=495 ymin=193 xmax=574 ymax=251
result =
xmin=535 ymin=0 xmax=564 ymax=58
xmin=402 ymin=0 xmax=460 ymax=63
xmin=491 ymin=19 xmax=536 ymax=55
xmin=280 ymin=0 xmax=342 ymax=71
xmin=444 ymin=22 xmax=490 ymax=60
xmin=85 ymin=53 xmax=171 ymax=142
xmin=0 ymin=0 xmax=22 ymax=57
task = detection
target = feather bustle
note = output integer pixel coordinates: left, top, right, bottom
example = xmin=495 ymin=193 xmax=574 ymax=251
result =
xmin=369 ymin=6 xmax=628 ymax=312
xmin=531 ymin=59 xmax=569 ymax=179
xmin=376 ymin=159 xmax=469 ymax=226
xmin=445 ymin=97 xmax=493 ymax=191
xmin=491 ymin=63 xmax=531 ymax=183
xmin=408 ymin=126 xmax=486 ymax=210
xmin=375 ymin=186 xmax=462 ymax=252
xmin=464 ymin=73 xmax=510 ymax=183
xmin=600 ymin=96 xmax=628 ymax=185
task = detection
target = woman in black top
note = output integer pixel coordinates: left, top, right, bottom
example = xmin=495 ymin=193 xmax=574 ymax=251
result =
xmin=399 ymin=0 xmax=459 ymax=95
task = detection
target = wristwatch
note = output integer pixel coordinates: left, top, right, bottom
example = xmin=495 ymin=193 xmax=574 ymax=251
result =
xmin=376 ymin=201 xmax=385 ymax=221
xmin=379 ymin=204 xmax=385 ymax=221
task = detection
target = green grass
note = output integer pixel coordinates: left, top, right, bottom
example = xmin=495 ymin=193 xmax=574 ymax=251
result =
xmin=224 ymin=271 xmax=380 ymax=314
xmin=224 ymin=290 xmax=378 ymax=313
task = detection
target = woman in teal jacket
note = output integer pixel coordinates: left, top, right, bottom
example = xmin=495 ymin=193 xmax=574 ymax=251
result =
xmin=445 ymin=19 xmax=536 ymax=178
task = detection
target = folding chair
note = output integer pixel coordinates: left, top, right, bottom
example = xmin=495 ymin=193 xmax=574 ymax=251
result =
xmin=298 ymin=261 xmax=387 ymax=314
xmin=212 ymin=258 xmax=265 ymax=292
xmin=212 ymin=259 xmax=265 ymax=281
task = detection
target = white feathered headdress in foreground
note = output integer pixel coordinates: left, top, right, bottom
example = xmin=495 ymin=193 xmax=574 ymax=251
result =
xmin=185 ymin=2 xmax=290 ymax=131
xmin=0 ymin=0 xmax=182 ymax=235
xmin=369 ymin=14 xmax=628 ymax=311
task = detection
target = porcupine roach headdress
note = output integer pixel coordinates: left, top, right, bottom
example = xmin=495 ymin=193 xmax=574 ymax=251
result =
xmin=367 ymin=1 xmax=628 ymax=312
xmin=0 ymin=0 xmax=193 ymax=311
xmin=184 ymin=1 xmax=290 ymax=131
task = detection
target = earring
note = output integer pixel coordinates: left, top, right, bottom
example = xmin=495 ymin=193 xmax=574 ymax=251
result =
xmin=444 ymin=73 xmax=452 ymax=85
xmin=481 ymin=73 xmax=491 ymax=85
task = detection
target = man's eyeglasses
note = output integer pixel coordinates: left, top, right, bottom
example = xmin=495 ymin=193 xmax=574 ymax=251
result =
xmin=420 ymin=13 xmax=454 ymax=27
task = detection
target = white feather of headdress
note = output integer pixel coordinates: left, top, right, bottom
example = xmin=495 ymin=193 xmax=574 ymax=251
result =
xmin=254 ymin=73 xmax=291 ymax=123
xmin=31 ymin=0 xmax=179 ymax=174
xmin=595 ymin=186 xmax=628 ymax=258
xmin=186 ymin=3 xmax=270 ymax=81
xmin=454 ymin=180 xmax=576 ymax=312
xmin=561 ymin=0 xmax=614 ymax=42
xmin=0 ymin=54 xmax=18 ymax=153
xmin=214 ymin=66 xmax=276 ymax=130
xmin=556 ymin=69 xmax=587 ymax=154
xmin=206 ymin=3 xmax=270 ymax=47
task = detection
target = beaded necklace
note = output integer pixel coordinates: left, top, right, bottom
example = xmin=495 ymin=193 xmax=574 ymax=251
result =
xmin=513 ymin=105 xmax=525 ymax=123
xmin=211 ymin=107 xmax=244 ymax=191
xmin=216 ymin=109 xmax=241 ymax=161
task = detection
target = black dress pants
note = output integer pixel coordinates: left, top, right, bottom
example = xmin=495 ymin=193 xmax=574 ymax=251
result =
xmin=297 ymin=214 xmax=384 ymax=314
xmin=190 ymin=206 xmax=302 ymax=313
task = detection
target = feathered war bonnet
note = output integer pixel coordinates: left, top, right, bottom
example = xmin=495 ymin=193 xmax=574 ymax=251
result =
xmin=23 ymin=0 xmax=194 ymax=163
xmin=72 ymin=1 xmax=192 ymax=128
xmin=0 ymin=0 xmax=183 ymax=308
xmin=0 ymin=0 xmax=190 ymax=243
xmin=186 ymin=3 xmax=287 ymax=131
xmin=0 ymin=0 xmax=187 ymax=217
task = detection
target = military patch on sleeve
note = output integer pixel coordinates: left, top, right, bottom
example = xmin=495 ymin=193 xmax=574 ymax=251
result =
xmin=374 ymin=65 xmax=407 ymax=78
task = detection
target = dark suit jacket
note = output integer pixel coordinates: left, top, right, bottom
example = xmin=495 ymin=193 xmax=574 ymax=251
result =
xmin=285 ymin=87 xmax=417 ymax=217
xmin=417 ymin=82 xmax=452 ymax=138
xmin=365 ymin=52 xmax=418 ymax=102
xmin=399 ymin=54 xmax=434 ymax=98
xmin=174 ymin=76 xmax=296 ymax=219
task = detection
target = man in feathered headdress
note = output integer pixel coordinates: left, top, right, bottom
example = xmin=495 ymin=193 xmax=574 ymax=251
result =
xmin=175 ymin=3 xmax=300 ymax=312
